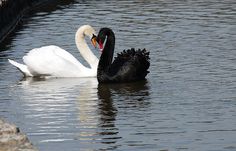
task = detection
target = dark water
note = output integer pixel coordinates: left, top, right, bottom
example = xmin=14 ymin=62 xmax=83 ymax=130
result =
xmin=0 ymin=0 xmax=236 ymax=150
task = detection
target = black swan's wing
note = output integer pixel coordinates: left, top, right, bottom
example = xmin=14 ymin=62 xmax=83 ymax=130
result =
xmin=107 ymin=48 xmax=150 ymax=82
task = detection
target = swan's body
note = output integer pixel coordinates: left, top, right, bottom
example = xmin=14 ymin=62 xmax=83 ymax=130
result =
xmin=95 ymin=28 xmax=150 ymax=83
xmin=9 ymin=25 xmax=98 ymax=77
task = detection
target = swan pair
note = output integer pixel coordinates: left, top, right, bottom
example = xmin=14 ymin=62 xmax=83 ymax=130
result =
xmin=9 ymin=25 xmax=150 ymax=83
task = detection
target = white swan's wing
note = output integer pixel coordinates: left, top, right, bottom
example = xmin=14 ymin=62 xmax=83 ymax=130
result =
xmin=23 ymin=45 xmax=89 ymax=77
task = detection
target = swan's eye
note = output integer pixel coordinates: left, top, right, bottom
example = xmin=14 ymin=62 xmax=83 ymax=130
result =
xmin=92 ymin=34 xmax=96 ymax=39
xmin=99 ymin=34 xmax=106 ymax=42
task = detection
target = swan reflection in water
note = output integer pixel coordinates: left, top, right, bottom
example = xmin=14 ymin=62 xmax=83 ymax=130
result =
xmin=96 ymin=80 xmax=150 ymax=147
xmin=15 ymin=77 xmax=150 ymax=149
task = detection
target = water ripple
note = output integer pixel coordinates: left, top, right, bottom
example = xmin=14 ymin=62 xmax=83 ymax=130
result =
xmin=0 ymin=0 xmax=236 ymax=151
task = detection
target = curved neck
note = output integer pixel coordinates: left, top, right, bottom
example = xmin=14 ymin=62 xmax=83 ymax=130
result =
xmin=98 ymin=29 xmax=115 ymax=71
xmin=75 ymin=29 xmax=98 ymax=69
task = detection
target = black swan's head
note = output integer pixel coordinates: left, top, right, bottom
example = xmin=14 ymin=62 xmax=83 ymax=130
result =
xmin=92 ymin=28 xmax=115 ymax=51
xmin=96 ymin=28 xmax=108 ymax=50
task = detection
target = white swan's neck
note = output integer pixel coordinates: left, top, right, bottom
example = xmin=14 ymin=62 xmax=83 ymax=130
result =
xmin=75 ymin=28 xmax=98 ymax=69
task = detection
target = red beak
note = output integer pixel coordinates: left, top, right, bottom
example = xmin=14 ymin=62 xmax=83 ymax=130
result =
xmin=99 ymin=40 xmax=103 ymax=50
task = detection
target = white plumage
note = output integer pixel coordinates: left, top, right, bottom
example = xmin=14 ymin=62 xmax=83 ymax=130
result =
xmin=9 ymin=25 xmax=98 ymax=77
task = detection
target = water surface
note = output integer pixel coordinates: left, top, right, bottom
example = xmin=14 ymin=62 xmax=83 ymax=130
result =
xmin=0 ymin=0 xmax=236 ymax=150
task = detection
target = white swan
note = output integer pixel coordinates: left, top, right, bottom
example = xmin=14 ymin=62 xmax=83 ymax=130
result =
xmin=8 ymin=25 xmax=99 ymax=77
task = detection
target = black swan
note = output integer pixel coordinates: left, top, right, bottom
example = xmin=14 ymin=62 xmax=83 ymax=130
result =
xmin=93 ymin=28 xmax=150 ymax=83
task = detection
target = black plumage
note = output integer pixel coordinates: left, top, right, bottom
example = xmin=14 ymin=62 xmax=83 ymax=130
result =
xmin=96 ymin=28 xmax=150 ymax=83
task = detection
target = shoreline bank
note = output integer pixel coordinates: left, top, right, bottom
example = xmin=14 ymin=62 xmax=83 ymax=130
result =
xmin=0 ymin=118 xmax=38 ymax=151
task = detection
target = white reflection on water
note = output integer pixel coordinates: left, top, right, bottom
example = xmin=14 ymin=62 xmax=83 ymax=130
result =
xmin=12 ymin=77 xmax=100 ymax=145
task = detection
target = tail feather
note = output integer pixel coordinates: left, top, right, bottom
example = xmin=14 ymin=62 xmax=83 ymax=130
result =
xmin=8 ymin=59 xmax=33 ymax=76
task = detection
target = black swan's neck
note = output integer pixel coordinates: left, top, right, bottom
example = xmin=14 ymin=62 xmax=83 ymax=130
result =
xmin=98 ymin=29 xmax=115 ymax=71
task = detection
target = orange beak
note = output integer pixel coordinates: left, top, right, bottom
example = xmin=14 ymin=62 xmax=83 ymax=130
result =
xmin=91 ymin=34 xmax=97 ymax=48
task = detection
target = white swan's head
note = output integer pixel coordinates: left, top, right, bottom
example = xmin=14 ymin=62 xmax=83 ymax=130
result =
xmin=75 ymin=25 xmax=97 ymax=47
xmin=76 ymin=25 xmax=96 ymax=39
